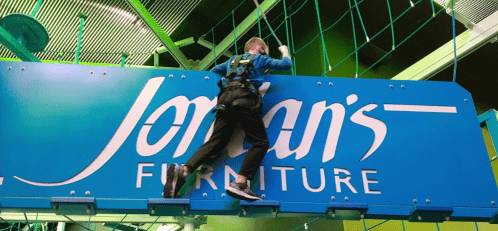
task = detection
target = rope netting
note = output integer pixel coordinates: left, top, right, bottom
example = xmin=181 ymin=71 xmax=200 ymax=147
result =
xmin=202 ymin=0 xmax=458 ymax=81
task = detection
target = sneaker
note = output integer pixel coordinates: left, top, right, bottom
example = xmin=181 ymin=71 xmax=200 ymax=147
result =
xmin=226 ymin=181 xmax=262 ymax=201
xmin=163 ymin=164 xmax=186 ymax=198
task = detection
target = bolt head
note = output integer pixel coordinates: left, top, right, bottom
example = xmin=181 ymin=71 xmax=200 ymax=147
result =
xmin=401 ymin=85 xmax=405 ymax=89
xmin=426 ymin=199 xmax=430 ymax=204
xmin=203 ymin=193 xmax=207 ymax=197
xmin=418 ymin=215 xmax=422 ymax=221
xmin=492 ymin=201 xmax=496 ymax=205
xmin=90 ymin=71 xmax=94 ymax=74
xmin=205 ymin=76 xmax=209 ymax=80
xmin=169 ymin=74 xmax=173 ymax=78
xmin=261 ymin=194 xmax=266 ymax=199
xmin=103 ymin=71 xmax=107 ymax=75
xmin=21 ymin=67 xmax=25 ymax=71
xmin=85 ymin=191 xmax=90 ymax=196
xmin=181 ymin=75 xmax=186 ymax=79
xmin=413 ymin=199 xmax=418 ymax=203
xmin=222 ymin=77 xmax=226 ymax=81
xmin=389 ymin=85 xmax=393 ymax=88
xmin=329 ymin=82 xmax=333 ymax=86
xmin=317 ymin=82 xmax=321 ymax=85
xmin=70 ymin=190 xmax=75 ymax=195
xmin=344 ymin=197 xmax=349 ymax=201
xmin=7 ymin=66 xmax=12 ymax=70
xmin=331 ymin=196 xmax=336 ymax=200
xmin=464 ymin=99 xmax=469 ymax=102
xmin=221 ymin=193 xmax=226 ymax=198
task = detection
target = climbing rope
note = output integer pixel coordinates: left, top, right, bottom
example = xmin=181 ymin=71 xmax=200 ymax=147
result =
xmin=451 ymin=0 xmax=457 ymax=82
xmin=386 ymin=0 xmax=396 ymax=51
xmin=348 ymin=0 xmax=359 ymax=78
xmin=232 ymin=11 xmax=239 ymax=55
xmin=289 ymin=217 xmax=321 ymax=231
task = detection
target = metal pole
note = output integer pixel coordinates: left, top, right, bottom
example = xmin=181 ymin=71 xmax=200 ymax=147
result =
xmin=154 ymin=52 xmax=159 ymax=67
xmin=75 ymin=13 xmax=87 ymax=64
xmin=30 ymin=0 xmax=44 ymax=17
xmin=121 ymin=53 xmax=130 ymax=67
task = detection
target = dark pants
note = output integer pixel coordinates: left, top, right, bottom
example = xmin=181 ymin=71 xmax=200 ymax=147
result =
xmin=185 ymin=105 xmax=269 ymax=181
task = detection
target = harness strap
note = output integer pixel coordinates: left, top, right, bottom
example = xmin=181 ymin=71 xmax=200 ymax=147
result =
xmin=228 ymin=55 xmax=243 ymax=77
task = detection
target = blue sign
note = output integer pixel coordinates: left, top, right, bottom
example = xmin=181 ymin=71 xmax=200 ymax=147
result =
xmin=0 ymin=61 xmax=497 ymax=221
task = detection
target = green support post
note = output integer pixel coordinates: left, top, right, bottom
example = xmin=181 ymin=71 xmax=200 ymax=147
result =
xmin=121 ymin=53 xmax=130 ymax=67
xmin=75 ymin=13 xmax=87 ymax=64
xmin=154 ymin=51 xmax=159 ymax=67
xmin=30 ymin=0 xmax=44 ymax=17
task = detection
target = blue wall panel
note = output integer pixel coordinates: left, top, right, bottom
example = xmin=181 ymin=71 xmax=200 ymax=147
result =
xmin=0 ymin=61 xmax=496 ymax=220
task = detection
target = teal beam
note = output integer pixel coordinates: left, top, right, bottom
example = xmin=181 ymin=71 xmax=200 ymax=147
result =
xmin=75 ymin=13 xmax=87 ymax=65
xmin=0 ymin=26 xmax=41 ymax=62
xmin=121 ymin=53 xmax=129 ymax=67
xmin=125 ymin=0 xmax=190 ymax=69
xmin=156 ymin=37 xmax=195 ymax=54
xmin=198 ymin=0 xmax=281 ymax=70
xmin=30 ymin=0 xmax=44 ymax=17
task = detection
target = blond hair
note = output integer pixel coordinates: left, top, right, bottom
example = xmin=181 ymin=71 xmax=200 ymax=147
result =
xmin=244 ymin=37 xmax=268 ymax=53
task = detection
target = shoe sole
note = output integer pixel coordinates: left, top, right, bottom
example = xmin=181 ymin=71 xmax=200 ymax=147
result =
xmin=163 ymin=164 xmax=177 ymax=198
xmin=226 ymin=186 xmax=261 ymax=201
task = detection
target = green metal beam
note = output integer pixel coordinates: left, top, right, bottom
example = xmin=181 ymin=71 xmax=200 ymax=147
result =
xmin=198 ymin=0 xmax=281 ymax=70
xmin=197 ymin=37 xmax=233 ymax=58
xmin=156 ymin=37 xmax=195 ymax=54
xmin=125 ymin=0 xmax=190 ymax=69
xmin=0 ymin=26 xmax=41 ymax=62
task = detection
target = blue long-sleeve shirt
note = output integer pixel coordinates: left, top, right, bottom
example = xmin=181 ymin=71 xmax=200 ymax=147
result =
xmin=211 ymin=52 xmax=293 ymax=89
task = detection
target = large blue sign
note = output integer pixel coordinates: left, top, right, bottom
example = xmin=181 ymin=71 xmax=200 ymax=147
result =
xmin=0 ymin=61 xmax=497 ymax=221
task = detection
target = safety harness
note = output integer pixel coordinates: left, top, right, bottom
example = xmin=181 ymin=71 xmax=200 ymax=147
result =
xmin=213 ymin=54 xmax=262 ymax=113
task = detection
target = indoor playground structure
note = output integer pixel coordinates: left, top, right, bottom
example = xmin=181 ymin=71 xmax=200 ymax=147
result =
xmin=1 ymin=0 xmax=498 ymax=230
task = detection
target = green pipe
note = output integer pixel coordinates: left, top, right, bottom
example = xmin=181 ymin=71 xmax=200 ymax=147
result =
xmin=430 ymin=0 xmax=436 ymax=17
xmin=30 ymin=0 xmax=43 ymax=17
xmin=121 ymin=53 xmax=129 ymax=67
xmin=75 ymin=13 xmax=87 ymax=64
